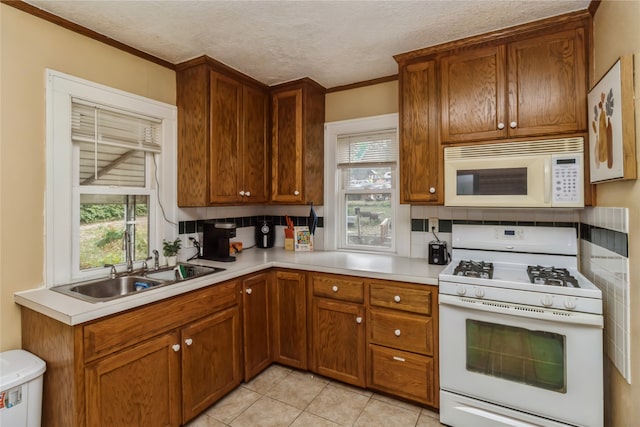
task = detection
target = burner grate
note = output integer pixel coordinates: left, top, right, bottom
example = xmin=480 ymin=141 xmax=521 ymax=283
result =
xmin=527 ymin=265 xmax=579 ymax=288
xmin=454 ymin=260 xmax=494 ymax=279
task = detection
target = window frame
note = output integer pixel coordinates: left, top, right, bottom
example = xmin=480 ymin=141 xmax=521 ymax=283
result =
xmin=45 ymin=70 xmax=177 ymax=286
xmin=324 ymin=113 xmax=410 ymax=255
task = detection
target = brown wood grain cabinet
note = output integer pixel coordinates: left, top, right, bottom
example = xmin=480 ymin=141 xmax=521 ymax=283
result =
xmin=241 ymin=272 xmax=272 ymax=380
xmin=398 ymin=59 xmax=441 ymax=204
xmin=22 ymin=280 xmax=242 ymax=427
xmin=271 ymin=269 xmax=308 ymax=369
xmin=440 ymin=26 xmax=587 ymax=143
xmin=310 ymin=273 xmax=366 ymax=387
xmin=177 ymin=56 xmax=269 ymax=206
xmin=270 ymin=79 xmax=325 ymax=205
xmin=366 ymin=280 xmax=439 ymax=407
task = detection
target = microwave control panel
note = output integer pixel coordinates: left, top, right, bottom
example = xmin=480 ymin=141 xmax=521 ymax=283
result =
xmin=551 ymin=154 xmax=583 ymax=205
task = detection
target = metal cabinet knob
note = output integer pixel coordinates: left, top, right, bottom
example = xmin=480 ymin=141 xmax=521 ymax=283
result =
xmin=510 ymin=121 xmax=517 ymax=128
xmin=172 ymin=344 xmax=180 ymax=352
xmin=394 ymin=329 xmax=401 ymax=337
xmin=497 ymin=122 xmax=505 ymax=130
xmin=332 ymin=285 xmax=338 ymax=292
xmin=294 ymin=190 xmax=300 ymax=196
xmin=185 ymin=338 xmax=193 ymax=346
xmin=356 ymin=317 xmax=363 ymax=324
xmin=394 ymin=295 xmax=401 ymax=303
xmin=429 ymin=187 xmax=436 ymax=194
xmin=246 ymin=288 xmax=252 ymax=295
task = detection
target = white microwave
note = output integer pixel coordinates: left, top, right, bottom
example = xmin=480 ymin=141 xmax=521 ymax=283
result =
xmin=444 ymin=137 xmax=584 ymax=208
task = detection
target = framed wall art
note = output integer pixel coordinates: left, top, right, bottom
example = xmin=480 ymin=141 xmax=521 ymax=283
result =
xmin=588 ymin=54 xmax=636 ymax=183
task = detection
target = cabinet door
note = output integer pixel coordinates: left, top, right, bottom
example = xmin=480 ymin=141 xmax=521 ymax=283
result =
xmin=242 ymin=272 xmax=272 ymax=380
xmin=85 ymin=332 xmax=181 ymax=427
xmin=182 ymin=306 xmax=242 ymax=423
xmin=242 ymin=85 xmax=270 ymax=203
xmin=400 ymin=60 xmax=442 ymax=204
xmin=271 ymin=270 xmax=307 ymax=369
xmin=209 ymin=71 xmax=243 ymax=204
xmin=271 ymin=89 xmax=304 ymax=203
xmin=312 ymin=298 xmax=366 ymax=387
xmin=440 ymin=45 xmax=507 ymax=143
xmin=508 ymin=28 xmax=587 ymax=137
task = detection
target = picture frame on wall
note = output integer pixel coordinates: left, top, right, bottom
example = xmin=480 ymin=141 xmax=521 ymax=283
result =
xmin=588 ymin=54 xmax=637 ymax=183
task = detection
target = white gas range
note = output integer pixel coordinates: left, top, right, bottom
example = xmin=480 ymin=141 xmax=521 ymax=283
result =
xmin=439 ymin=224 xmax=603 ymax=427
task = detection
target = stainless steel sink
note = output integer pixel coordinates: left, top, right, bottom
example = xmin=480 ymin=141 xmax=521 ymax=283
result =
xmin=52 ymin=263 xmax=225 ymax=303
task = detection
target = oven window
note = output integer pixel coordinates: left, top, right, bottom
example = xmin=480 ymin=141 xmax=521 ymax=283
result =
xmin=456 ymin=168 xmax=527 ymax=195
xmin=466 ymin=320 xmax=566 ymax=393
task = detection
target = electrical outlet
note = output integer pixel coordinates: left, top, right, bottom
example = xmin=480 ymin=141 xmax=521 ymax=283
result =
xmin=428 ymin=218 xmax=439 ymax=234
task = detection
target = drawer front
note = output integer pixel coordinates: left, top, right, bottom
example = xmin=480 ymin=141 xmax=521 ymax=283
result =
xmin=368 ymin=344 xmax=435 ymax=406
xmin=312 ymin=274 xmax=364 ymax=303
xmin=369 ymin=309 xmax=433 ymax=355
xmin=83 ymin=280 xmax=240 ymax=362
xmin=369 ymin=282 xmax=432 ymax=315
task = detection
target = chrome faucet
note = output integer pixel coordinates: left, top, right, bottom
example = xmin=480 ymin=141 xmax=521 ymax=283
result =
xmin=105 ymin=264 xmax=117 ymax=279
xmin=152 ymin=250 xmax=160 ymax=270
xmin=124 ymin=230 xmax=133 ymax=272
xmin=141 ymin=256 xmax=153 ymax=274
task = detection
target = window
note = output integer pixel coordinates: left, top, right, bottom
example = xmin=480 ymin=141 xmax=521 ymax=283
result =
xmin=324 ymin=114 xmax=410 ymax=255
xmin=338 ymin=130 xmax=397 ymax=251
xmin=46 ymin=70 xmax=177 ymax=286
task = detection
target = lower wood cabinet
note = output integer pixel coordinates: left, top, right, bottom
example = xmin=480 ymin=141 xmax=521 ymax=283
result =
xmin=181 ymin=307 xmax=242 ymax=422
xmin=85 ymin=331 xmax=181 ymax=426
xmin=271 ymin=269 xmax=307 ymax=369
xmin=241 ymin=272 xmax=271 ymax=380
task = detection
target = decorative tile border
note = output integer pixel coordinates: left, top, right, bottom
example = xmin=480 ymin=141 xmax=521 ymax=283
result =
xmin=179 ymin=215 xmax=323 ymax=234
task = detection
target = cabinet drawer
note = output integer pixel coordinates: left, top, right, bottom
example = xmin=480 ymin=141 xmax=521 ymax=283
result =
xmin=312 ymin=274 xmax=364 ymax=303
xmin=83 ymin=280 xmax=240 ymax=362
xmin=368 ymin=344 xmax=435 ymax=406
xmin=369 ymin=309 xmax=433 ymax=355
xmin=369 ymin=282 xmax=432 ymax=315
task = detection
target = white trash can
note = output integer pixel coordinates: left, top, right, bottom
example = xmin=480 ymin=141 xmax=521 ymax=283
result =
xmin=0 ymin=350 xmax=46 ymax=427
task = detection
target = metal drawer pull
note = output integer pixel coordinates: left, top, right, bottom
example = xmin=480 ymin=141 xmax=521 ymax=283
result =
xmin=394 ymin=329 xmax=401 ymax=337
xmin=393 ymin=356 xmax=406 ymax=362
xmin=332 ymin=285 xmax=338 ymax=292
xmin=172 ymin=344 xmax=180 ymax=352
xmin=356 ymin=316 xmax=363 ymax=324
xmin=185 ymin=338 xmax=193 ymax=346
xmin=394 ymin=295 xmax=401 ymax=303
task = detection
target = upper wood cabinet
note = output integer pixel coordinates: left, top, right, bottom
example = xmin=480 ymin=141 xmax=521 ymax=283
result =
xmin=399 ymin=59 xmax=441 ymax=204
xmin=270 ymin=79 xmax=325 ymax=205
xmin=440 ymin=26 xmax=587 ymax=143
xmin=177 ymin=56 xmax=269 ymax=206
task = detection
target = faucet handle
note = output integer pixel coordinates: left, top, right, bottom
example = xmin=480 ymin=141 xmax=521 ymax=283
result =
xmin=141 ymin=256 xmax=153 ymax=272
xmin=152 ymin=250 xmax=160 ymax=270
xmin=104 ymin=264 xmax=117 ymax=279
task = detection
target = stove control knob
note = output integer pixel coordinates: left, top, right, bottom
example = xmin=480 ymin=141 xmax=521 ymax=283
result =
xmin=563 ymin=298 xmax=577 ymax=310
xmin=541 ymin=295 xmax=554 ymax=307
xmin=456 ymin=286 xmax=467 ymax=296
xmin=474 ymin=288 xmax=485 ymax=298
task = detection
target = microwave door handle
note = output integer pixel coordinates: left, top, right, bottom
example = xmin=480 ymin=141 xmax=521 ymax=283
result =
xmin=543 ymin=159 xmax=551 ymax=204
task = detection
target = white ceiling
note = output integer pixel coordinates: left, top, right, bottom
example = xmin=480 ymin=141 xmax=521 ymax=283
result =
xmin=25 ymin=0 xmax=591 ymax=88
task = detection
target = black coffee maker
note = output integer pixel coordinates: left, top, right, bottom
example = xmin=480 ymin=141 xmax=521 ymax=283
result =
xmin=202 ymin=222 xmax=236 ymax=262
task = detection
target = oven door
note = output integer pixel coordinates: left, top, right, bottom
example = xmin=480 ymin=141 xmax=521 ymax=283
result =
xmin=439 ymin=294 xmax=603 ymax=427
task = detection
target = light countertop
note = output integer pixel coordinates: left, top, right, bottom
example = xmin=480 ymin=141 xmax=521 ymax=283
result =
xmin=14 ymin=248 xmax=445 ymax=326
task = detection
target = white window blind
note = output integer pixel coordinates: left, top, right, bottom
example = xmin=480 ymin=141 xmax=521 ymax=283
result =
xmin=72 ymin=98 xmax=162 ymax=187
xmin=337 ymin=129 xmax=397 ymax=167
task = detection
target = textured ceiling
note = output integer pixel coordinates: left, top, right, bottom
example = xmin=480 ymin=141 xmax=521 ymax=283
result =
xmin=24 ymin=0 xmax=590 ymax=88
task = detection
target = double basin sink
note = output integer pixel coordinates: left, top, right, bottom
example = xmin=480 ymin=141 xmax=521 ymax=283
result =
xmin=53 ymin=263 xmax=225 ymax=303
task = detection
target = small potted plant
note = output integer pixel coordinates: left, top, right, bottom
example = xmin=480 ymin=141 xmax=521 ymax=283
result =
xmin=162 ymin=238 xmax=182 ymax=266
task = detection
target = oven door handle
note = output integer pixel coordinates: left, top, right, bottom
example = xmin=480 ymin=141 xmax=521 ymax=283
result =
xmin=439 ymin=294 xmax=603 ymax=327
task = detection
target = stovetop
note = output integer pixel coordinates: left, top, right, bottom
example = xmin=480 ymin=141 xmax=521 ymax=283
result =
xmin=438 ymin=224 xmax=602 ymax=314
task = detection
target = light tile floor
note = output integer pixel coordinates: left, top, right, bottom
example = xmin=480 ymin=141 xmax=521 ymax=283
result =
xmin=186 ymin=364 xmax=445 ymax=427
